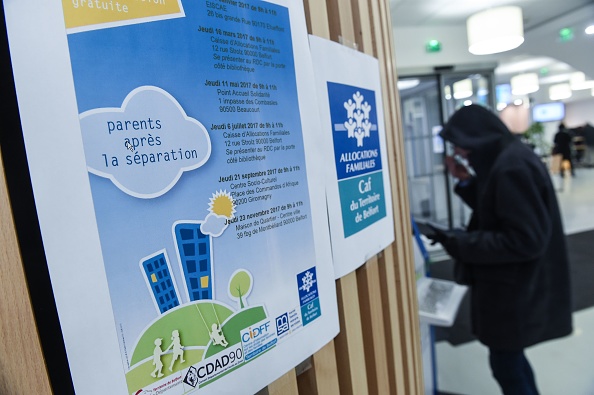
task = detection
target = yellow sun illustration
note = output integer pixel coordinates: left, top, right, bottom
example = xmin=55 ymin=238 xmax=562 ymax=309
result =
xmin=208 ymin=190 xmax=235 ymax=218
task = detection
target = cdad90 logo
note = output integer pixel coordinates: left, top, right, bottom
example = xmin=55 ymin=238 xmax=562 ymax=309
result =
xmin=186 ymin=344 xmax=244 ymax=387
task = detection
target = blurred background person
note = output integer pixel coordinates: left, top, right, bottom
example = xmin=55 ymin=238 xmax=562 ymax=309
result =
xmin=430 ymin=105 xmax=573 ymax=395
xmin=553 ymin=122 xmax=575 ymax=177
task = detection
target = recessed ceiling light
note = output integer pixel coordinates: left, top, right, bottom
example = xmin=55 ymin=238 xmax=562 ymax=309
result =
xmin=397 ymin=79 xmax=420 ymax=90
xmin=467 ymin=6 xmax=524 ymax=55
xmin=549 ymin=83 xmax=572 ymax=101
xmin=511 ymin=73 xmax=539 ymax=95
xmin=586 ymin=25 xmax=594 ymax=35
xmin=569 ymin=72 xmax=594 ymax=90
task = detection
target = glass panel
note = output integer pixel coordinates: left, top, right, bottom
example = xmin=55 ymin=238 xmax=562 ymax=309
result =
xmin=398 ymin=76 xmax=449 ymax=227
xmin=398 ymin=70 xmax=495 ymax=230
xmin=440 ymin=71 xmax=495 ymax=229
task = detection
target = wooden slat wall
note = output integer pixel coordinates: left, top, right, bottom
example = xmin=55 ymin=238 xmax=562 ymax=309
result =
xmin=0 ymin=151 xmax=53 ymax=394
xmin=0 ymin=0 xmax=422 ymax=393
xmin=270 ymin=0 xmax=423 ymax=394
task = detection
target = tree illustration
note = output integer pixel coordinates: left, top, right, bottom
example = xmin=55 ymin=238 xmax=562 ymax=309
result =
xmin=228 ymin=269 xmax=253 ymax=309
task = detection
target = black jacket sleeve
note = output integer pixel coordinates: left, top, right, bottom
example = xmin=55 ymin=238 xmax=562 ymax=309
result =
xmin=455 ymin=165 xmax=552 ymax=264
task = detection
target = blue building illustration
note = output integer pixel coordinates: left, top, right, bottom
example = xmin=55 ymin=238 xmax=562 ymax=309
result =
xmin=140 ymin=250 xmax=181 ymax=314
xmin=173 ymin=221 xmax=213 ymax=301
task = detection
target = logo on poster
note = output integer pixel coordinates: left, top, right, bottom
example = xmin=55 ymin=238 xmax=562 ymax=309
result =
xmin=241 ymin=321 xmax=271 ymax=342
xmin=299 ymin=270 xmax=316 ymax=293
xmin=276 ymin=313 xmax=290 ymax=336
xmin=341 ymin=91 xmax=373 ymax=147
xmin=183 ymin=366 xmax=199 ymax=388
xmin=328 ymin=83 xmax=382 ymax=181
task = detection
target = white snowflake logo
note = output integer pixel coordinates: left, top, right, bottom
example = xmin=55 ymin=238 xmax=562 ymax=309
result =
xmin=343 ymin=91 xmax=373 ymax=147
xmin=299 ymin=271 xmax=316 ymax=293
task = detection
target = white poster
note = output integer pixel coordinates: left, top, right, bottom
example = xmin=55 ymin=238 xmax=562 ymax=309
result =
xmin=4 ymin=1 xmax=338 ymax=394
xmin=309 ymin=36 xmax=395 ymax=279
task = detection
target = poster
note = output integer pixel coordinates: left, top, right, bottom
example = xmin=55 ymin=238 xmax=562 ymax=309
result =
xmin=4 ymin=1 xmax=339 ymax=394
xmin=309 ymin=36 xmax=394 ymax=279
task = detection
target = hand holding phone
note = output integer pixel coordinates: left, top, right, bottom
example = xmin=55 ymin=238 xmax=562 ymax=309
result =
xmin=445 ymin=154 xmax=474 ymax=180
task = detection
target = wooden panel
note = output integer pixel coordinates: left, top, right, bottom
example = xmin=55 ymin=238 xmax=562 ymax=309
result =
xmin=304 ymin=0 xmax=330 ymax=39
xmin=356 ymin=257 xmax=390 ymax=395
xmin=373 ymin=0 xmax=423 ymax=392
xmin=297 ymin=340 xmax=340 ymax=395
xmin=378 ymin=247 xmax=406 ymax=394
xmin=334 ymin=272 xmax=369 ymax=395
xmin=365 ymin=0 xmax=423 ymax=393
xmin=268 ymin=369 xmax=299 ymax=395
xmin=364 ymin=2 xmax=408 ymax=393
xmin=0 ymin=1 xmax=425 ymax=394
xmin=326 ymin=0 xmax=356 ymax=45
xmin=300 ymin=0 xmax=423 ymax=394
xmin=350 ymin=0 xmax=373 ymax=54
xmin=311 ymin=340 xmax=340 ymax=394
xmin=0 ymin=153 xmax=52 ymax=395
xmin=377 ymin=0 xmax=423 ymax=390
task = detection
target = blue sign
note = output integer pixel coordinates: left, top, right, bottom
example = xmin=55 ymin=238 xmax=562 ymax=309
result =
xmin=300 ymin=298 xmax=321 ymax=326
xmin=327 ymin=82 xmax=387 ymax=238
xmin=296 ymin=267 xmax=319 ymax=306
xmin=327 ymin=82 xmax=382 ymax=181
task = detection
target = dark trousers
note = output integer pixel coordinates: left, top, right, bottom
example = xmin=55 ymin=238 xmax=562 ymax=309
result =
xmin=489 ymin=349 xmax=539 ymax=395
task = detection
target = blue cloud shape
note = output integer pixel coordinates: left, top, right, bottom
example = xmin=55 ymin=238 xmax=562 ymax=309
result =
xmin=80 ymin=86 xmax=211 ymax=198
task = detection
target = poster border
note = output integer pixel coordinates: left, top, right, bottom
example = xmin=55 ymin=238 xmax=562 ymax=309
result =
xmin=0 ymin=4 xmax=75 ymax=392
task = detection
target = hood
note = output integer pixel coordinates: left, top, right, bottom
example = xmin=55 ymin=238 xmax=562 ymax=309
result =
xmin=440 ymin=104 xmax=512 ymax=151
xmin=440 ymin=105 xmax=514 ymax=177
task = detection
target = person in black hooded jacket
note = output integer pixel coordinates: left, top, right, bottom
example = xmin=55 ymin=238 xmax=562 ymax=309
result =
xmin=432 ymin=105 xmax=572 ymax=395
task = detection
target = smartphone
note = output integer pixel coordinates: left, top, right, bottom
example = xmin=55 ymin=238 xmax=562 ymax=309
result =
xmin=453 ymin=153 xmax=476 ymax=177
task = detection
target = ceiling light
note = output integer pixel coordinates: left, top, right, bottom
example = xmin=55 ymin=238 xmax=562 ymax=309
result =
xmin=586 ymin=25 xmax=594 ymax=35
xmin=453 ymin=79 xmax=473 ymax=99
xmin=467 ymin=6 xmax=524 ymax=55
xmin=514 ymin=99 xmax=523 ymax=106
xmin=549 ymin=83 xmax=572 ymax=101
xmin=444 ymin=85 xmax=452 ymax=100
xmin=463 ymin=100 xmax=473 ymax=106
xmin=497 ymin=103 xmax=507 ymax=111
xmin=569 ymin=72 xmax=594 ymax=90
xmin=511 ymin=73 xmax=539 ymax=95
xmin=397 ymin=79 xmax=420 ymax=90
xmin=539 ymin=73 xmax=572 ymax=85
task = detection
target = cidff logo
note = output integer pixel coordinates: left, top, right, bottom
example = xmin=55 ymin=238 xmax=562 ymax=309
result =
xmin=241 ymin=321 xmax=271 ymax=343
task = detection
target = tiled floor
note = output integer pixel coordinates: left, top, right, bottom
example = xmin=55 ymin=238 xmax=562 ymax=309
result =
xmin=434 ymin=167 xmax=594 ymax=395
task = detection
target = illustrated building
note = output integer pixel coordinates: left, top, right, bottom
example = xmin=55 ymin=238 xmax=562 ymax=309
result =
xmin=140 ymin=250 xmax=180 ymax=314
xmin=173 ymin=221 xmax=213 ymax=301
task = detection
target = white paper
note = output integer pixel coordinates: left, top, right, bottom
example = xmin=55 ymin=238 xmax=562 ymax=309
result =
xmin=4 ymin=1 xmax=339 ymax=394
xmin=309 ymin=35 xmax=395 ymax=279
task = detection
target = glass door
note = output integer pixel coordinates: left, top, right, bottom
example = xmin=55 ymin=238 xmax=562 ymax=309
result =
xmin=398 ymin=76 xmax=450 ymax=227
xmin=398 ymin=69 xmax=496 ymax=229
